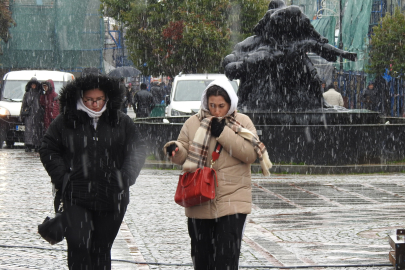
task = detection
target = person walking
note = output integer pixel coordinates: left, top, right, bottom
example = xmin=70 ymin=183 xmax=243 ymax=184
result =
xmin=39 ymin=79 xmax=59 ymax=132
xmin=163 ymin=78 xmax=272 ymax=270
xmin=20 ymin=77 xmax=44 ymax=152
xmin=119 ymin=77 xmax=130 ymax=114
xmin=133 ymin=83 xmax=155 ymax=117
xmin=39 ymin=74 xmax=147 ymax=270
xmin=323 ymin=84 xmax=344 ymax=106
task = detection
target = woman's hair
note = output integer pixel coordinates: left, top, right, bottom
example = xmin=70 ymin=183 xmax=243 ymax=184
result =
xmin=82 ymin=88 xmax=106 ymax=97
xmin=206 ymin=85 xmax=231 ymax=106
xmin=326 ymin=84 xmax=335 ymax=90
xmin=77 ymin=74 xmax=113 ymax=98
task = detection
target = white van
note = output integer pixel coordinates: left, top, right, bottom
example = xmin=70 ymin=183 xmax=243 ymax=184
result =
xmin=0 ymin=70 xmax=75 ymax=148
xmin=165 ymin=73 xmax=239 ymax=117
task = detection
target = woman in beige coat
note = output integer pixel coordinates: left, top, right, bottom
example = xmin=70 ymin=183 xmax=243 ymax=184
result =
xmin=164 ymin=78 xmax=271 ymax=270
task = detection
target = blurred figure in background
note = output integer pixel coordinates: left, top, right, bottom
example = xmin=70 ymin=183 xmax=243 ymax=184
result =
xmin=321 ymin=81 xmax=326 ymax=93
xmin=362 ymin=82 xmax=380 ymax=111
xmin=20 ymin=77 xmax=44 ymax=152
xmin=40 ymin=79 xmax=59 ymax=132
xmin=150 ymin=81 xmax=164 ymax=105
xmin=133 ymin=83 xmax=155 ymax=118
xmin=323 ymin=84 xmax=344 ymax=107
xmin=119 ymin=77 xmax=130 ymax=114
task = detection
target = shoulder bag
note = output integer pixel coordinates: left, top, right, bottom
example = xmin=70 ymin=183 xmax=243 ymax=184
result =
xmin=174 ymin=143 xmax=222 ymax=208
xmin=38 ymin=174 xmax=69 ymax=245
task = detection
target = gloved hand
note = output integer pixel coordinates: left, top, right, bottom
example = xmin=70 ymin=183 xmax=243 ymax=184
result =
xmin=166 ymin=143 xmax=178 ymax=157
xmin=211 ymin=118 xmax=225 ymax=137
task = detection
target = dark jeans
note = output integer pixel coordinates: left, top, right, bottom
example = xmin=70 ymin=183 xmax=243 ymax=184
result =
xmin=63 ymin=202 xmax=126 ymax=270
xmin=188 ymin=214 xmax=247 ymax=270
xmin=136 ymin=108 xmax=150 ymax=118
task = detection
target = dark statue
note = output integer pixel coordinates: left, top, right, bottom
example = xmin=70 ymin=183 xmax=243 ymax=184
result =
xmin=223 ymin=0 xmax=357 ymax=112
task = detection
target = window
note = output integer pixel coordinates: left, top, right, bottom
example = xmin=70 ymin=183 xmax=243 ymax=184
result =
xmin=174 ymin=80 xmax=238 ymax=101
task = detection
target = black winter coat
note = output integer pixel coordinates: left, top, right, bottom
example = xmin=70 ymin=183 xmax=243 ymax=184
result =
xmin=20 ymin=79 xmax=43 ymax=146
xmin=133 ymin=90 xmax=155 ymax=116
xmin=150 ymin=85 xmax=164 ymax=104
xmin=39 ymin=75 xmax=146 ymax=211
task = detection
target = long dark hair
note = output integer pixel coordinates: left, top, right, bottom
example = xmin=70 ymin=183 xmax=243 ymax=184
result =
xmin=206 ymin=85 xmax=231 ymax=106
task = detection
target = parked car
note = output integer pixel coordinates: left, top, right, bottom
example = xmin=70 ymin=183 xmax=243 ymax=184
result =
xmin=165 ymin=73 xmax=239 ymax=117
xmin=0 ymin=70 xmax=75 ymax=148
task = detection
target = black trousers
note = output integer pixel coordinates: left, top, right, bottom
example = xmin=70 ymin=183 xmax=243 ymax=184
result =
xmin=136 ymin=108 xmax=150 ymax=118
xmin=63 ymin=202 xmax=126 ymax=270
xmin=188 ymin=214 xmax=247 ymax=270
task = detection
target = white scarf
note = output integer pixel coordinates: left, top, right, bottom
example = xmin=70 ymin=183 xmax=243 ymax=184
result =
xmin=76 ymin=98 xmax=107 ymax=129
xmin=200 ymin=78 xmax=238 ymax=116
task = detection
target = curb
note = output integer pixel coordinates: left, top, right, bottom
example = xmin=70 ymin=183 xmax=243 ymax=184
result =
xmin=143 ymin=162 xmax=405 ymax=174
xmin=266 ymin=164 xmax=405 ymax=174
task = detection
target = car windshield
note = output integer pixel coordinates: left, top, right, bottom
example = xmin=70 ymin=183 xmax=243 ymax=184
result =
xmin=173 ymin=80 xmax=238 ymax=101
xmin=2 ymin=80 xmax=65 ymax=101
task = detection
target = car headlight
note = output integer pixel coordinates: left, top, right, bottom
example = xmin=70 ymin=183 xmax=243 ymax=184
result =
xmin=171 ymin=108 xmax=192 ymax=116
xmin=0 ymin=107 xmax=10 ymax=116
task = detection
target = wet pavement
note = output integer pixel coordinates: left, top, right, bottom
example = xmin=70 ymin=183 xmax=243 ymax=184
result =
xmin=0 ymin=147 xmax=403 ymax=269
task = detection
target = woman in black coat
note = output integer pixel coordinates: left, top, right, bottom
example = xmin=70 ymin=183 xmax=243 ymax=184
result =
xmin=39 ymin=74 xmax=146 ymax=270
xmin=20 ymin=77 xmax=44 ymax=152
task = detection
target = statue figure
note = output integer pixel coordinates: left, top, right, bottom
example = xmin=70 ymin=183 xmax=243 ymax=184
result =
xmin=223 ymin=0 xmax=357 ymax=112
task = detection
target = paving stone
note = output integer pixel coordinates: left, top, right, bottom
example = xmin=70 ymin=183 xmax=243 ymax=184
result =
xmin=0 ymin=148 xmax=403 ymax=270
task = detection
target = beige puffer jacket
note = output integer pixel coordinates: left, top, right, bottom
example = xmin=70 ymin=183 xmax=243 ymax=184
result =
xmin=166 ymin=113 xmax=258 ymax=219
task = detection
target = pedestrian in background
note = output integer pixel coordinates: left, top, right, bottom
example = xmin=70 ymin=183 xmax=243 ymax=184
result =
xmin=20 ymin=77 xmax=44 ymax=152
xmin=39 ymin=74 xmax=147 ymax=270
xmin=119 ymin=77 xmax=129 ymax=114
xmin=133 ymin=83 xmax=155 ymax=117
xmin=127 ymin=83 xmax=134 ymax=108
xmin=321 ymin=81 xmax=326 ymax=93
xmin=163 ymin=78 xmax=271 ymax=270
xmin=150 ymin=81 xmax=164 ymax=104
xmin=362 ymin=82 xmax=380 ymax=111
xmin=323 ymin=84 xmax=344 ymax=106
xmin=40 ymin=79 xmax=59 ymax=132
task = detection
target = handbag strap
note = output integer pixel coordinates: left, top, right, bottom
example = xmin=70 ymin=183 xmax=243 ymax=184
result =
xmin=210 ymin=142 xmax=223 ymax=168
xmin=57 ymin=174 xmax=69 ymax=212
xmin=61 ymin=174 xmax=69 ymax=196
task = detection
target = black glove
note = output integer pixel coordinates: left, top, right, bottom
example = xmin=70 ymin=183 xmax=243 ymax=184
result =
xmin=211 ymin=118 xmax=225 ymax=137
xmin=166 ymin=143 xmax=177 ymax=156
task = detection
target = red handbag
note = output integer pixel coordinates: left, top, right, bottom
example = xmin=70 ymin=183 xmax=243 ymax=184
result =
xmin=174 ymin=143 xmax=222 ymax=208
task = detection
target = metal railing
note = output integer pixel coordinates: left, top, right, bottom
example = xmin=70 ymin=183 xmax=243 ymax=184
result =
xmin=334 ymin=71 xmax=405 ymax=117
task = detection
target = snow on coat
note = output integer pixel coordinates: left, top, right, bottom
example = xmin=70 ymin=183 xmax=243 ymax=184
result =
xmin=39 ymin=74 xmax=147 ymax=211
xmin=167 ymin=113 xmax=258 ymax=219
xmin=166 ymin=78 xmax=258 ymax=219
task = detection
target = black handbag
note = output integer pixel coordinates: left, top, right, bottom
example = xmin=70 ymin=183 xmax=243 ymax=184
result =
xmin=38 ymin=174 xmax=69 ymax=245
xmin=38 ymin=213 xmax=65 ymax=245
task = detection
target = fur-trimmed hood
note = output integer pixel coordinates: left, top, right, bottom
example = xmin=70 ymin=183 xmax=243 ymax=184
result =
xmin=58 ymin=74 xmax=124 ymax=128
xmin=41 ymin=79 xmax=55 ymax=94
xmin=25 ymin=77 xmax=41 ymax=92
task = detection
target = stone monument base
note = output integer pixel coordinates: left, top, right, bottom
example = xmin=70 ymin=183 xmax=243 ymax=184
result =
xmin=134 ymin=110 xmax=405 ymax=166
